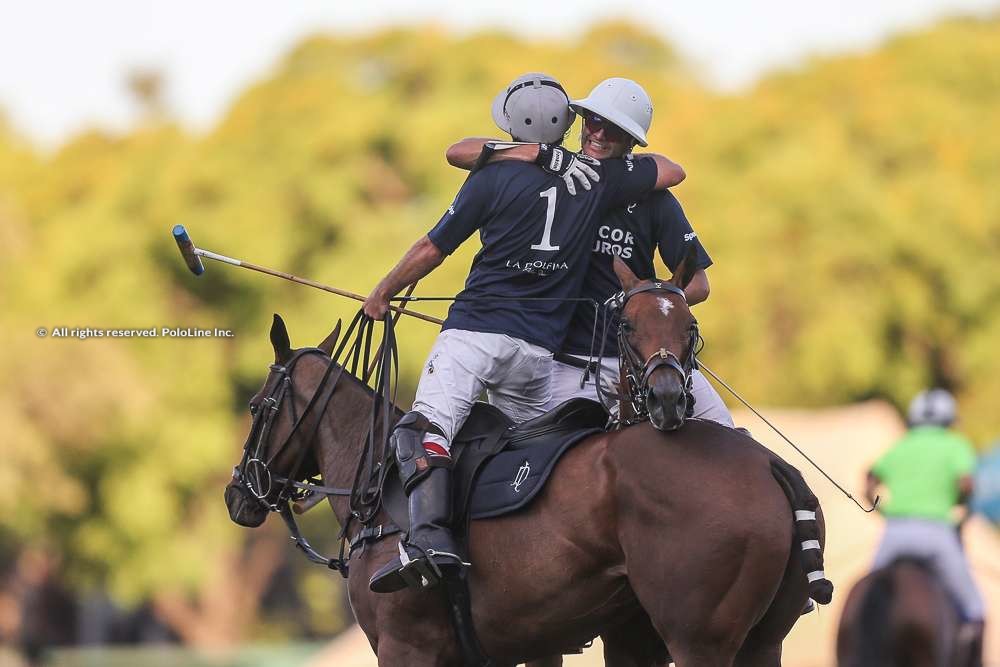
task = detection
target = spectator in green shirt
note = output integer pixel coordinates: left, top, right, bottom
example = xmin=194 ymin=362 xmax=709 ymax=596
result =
xmin=865 ymin=388 xmax=985 ymax=661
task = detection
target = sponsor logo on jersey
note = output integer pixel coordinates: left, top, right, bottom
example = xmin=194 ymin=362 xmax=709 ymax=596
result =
xmin=505 ymin=259 xmax=570 ymax=276
xmin=624 ymin=159 xmax=634 ymax=172
xmin=593 ymin=225 xmax=635 ymax=259
xmin=626 ymin=203 xmax=637 ymax=214
xmin=684 ymin=232 xmax=697 ymax=241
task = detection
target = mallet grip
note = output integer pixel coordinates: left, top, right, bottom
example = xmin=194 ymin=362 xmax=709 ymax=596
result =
xmin=172 ymin=225 xmax=205 ymax=275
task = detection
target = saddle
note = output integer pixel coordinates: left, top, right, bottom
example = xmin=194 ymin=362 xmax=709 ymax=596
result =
xmin=380 ymin=398 xmax=608 ymax=538
xmin=365 ymin=399 xmax=605 ymax=667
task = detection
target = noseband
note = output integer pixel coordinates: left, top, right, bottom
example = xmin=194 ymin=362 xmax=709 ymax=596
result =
xmin=613 ymin=281 xmax=700 ymax=426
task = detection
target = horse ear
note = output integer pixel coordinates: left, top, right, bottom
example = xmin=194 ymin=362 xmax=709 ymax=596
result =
xmin=613 ymin=256 xmax=639 ymax=292
xmin=270 ymin=314 xmax=292 ymax=363
xmin=670 ymin=244 xmax=700 ymax=290
xmin=317 ymin=319 xmax=342 ymax=357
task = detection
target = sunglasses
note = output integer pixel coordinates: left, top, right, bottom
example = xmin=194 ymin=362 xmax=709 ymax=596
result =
xmin=582 ymin=113 xmax=630 ymax=143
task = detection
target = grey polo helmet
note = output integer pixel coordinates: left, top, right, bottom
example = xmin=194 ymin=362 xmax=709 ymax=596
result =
xmin=491 ymin=73 xmax=575 ymax=144
xmin=571 ymin=77 xmax=653 ymax=147
xmin=907 ymin=388 xmax=957 ymax=427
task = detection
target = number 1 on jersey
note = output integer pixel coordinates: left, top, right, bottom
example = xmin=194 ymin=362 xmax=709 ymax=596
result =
xmin=530 ymin=187 xmax=559 ymax=251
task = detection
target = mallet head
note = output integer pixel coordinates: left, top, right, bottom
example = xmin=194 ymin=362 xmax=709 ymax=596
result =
xmin=172 ymin=225 xmax=205 ymax=275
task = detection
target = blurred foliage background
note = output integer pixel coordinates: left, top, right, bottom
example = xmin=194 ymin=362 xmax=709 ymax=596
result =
xmin=1 ymin=16 xmax=999 ymax=657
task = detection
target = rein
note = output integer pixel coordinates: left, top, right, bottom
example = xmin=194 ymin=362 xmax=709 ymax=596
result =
xmin=233 ymin=310 xmax=401 ymax=574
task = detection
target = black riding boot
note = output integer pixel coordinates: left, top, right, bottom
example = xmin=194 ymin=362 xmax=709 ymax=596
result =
xmin=369 ymin=413 xmax=466 ymax=594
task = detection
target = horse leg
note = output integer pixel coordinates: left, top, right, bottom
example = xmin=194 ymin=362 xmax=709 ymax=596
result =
xmin=667 ymin=642 xmax=738 ymax=667
xmin=732 ymin=636 xmax=782 ymax=667
xmin=358 ymin=578 xmax=464 ymax=667
xmin=734 ymin=537 xmax=812 ymax=667
xmin=601 ymin=609 xmax=671 ymax=667
xmin=525 ymin=657 xmax=562 ymax=667
xmin=623 ymin=530 xmax=781 ymax=667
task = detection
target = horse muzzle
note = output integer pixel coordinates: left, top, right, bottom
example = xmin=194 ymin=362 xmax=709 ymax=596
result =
xmin=225 ymin=481 xmax=269 ymax=527
xmin=646 ymin=373 xmax=687 ymax=431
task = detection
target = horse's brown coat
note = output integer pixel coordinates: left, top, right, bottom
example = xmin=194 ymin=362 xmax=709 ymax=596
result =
xmin=837 ymin=560 xmax=969 ymax=667
xmin=226 ymin=331 xmax=824 ymax=666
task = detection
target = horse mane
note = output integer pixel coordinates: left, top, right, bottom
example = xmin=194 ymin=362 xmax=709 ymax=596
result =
xmin=336 ymin=364 xmax=404 ymax=418
xmin=855 ymin=562 xmax=898 ymax=667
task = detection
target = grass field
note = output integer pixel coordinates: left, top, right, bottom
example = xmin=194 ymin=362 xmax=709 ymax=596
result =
xmin=0 ymin=643 xmax=326 ymax=667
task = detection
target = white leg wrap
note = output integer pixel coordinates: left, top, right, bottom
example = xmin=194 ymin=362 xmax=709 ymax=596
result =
xmin=807 ymin=570 xmax=826 ymax=583
xmin=801 ymin=540 xmax=821 ymax=551
xmin=794 ymin=510 xmax=816 ymax=521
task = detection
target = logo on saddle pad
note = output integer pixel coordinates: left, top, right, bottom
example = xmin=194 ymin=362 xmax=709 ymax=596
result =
xmin=510 ymin=460 xmax=531 ymax=493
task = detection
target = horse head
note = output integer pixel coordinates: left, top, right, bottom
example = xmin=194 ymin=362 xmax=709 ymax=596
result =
xmin=613 ymin=246 xmax=700 ymax=431
xmin=224 ymin=314 xmax=342 ymax=527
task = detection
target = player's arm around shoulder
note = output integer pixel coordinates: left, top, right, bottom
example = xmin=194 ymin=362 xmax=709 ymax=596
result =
xmin=685 ymin=270 xmax=710 ymax=305
xmin=447 ymin=138 xmax=494 ymax=169
xmin=446 ymin=139 xmax=600 ymax=195
xmin=446 ymin=138 xmax=540 ymax=170
xmin=635 ymin=153 xmax=686 ymax=190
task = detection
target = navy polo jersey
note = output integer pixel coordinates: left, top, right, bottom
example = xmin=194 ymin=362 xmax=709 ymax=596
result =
xmin=560 ymin=189 xmax=713 ymax=356
xmin=427 ymin=157 xmax=658 ymax=352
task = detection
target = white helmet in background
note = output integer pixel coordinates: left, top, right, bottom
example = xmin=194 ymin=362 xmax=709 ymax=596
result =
xmin=907 ymin=388 xmax=957 ymax=427
xmin=491 ymin=73 xmax=575 ymax=144
xmin=571 ymin=77 xmax=653 ymax=147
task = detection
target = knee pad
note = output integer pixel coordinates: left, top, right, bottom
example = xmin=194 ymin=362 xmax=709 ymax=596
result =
xmin=392 ymin=411 xmax=449 ymax=492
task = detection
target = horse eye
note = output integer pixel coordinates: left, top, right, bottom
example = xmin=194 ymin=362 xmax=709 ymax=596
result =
xmin=621 ymin=319 xmax=633 ymax=332
xmin=249 ymin=403 xmax=259 ymax=416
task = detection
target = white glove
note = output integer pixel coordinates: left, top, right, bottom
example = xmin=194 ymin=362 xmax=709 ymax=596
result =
xmin=536 ymin=145 xmax=601 ymax=196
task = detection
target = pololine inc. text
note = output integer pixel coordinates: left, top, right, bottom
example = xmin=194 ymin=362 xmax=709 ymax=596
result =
xmin=40 ymin=327 xmax=235 ymax=340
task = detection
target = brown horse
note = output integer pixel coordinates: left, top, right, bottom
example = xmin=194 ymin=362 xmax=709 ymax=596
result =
xmin=224 ymin=262 xmax=828 ymax=666
xmin=837 ymin=558 xmax=981 ymax=667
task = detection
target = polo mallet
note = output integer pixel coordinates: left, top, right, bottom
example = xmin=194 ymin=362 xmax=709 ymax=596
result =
xmin=171 ymin=225 xmax=443 ymax=326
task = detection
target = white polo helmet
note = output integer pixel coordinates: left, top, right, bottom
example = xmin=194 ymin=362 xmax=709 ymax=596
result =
xmin=571 ymin=77 xmax=653 ymax=147
xmin=491 ymin=73 xmax=575 ymax=144
xmin=907 ymin=388 xmax=957 ymax=427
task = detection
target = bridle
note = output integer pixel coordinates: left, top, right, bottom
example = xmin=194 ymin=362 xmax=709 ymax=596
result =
xmin=606 ymin=281 xmax=701 ymax=427
xmin=231 ymin=311 xmax=400 ymax=574
xmin=234 ymin=347 xmax=349 ymax=510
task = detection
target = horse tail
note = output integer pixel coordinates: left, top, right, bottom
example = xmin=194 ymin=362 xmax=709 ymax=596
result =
xmin=855 ymin=566 xmax=895 ymax=667
xmin=769 ymin=458 xmax=834 ymax=604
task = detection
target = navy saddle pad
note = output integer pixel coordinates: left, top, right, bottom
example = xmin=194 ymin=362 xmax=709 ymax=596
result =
xmin=381 ymin=399 xmax=608 ymax=535
xmin=468 ymin=426 xmax=602 ymax=519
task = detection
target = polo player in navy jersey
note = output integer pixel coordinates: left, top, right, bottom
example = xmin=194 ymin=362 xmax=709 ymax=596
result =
xmin=361 ymin=73 xmax=684 ymax=594
xmin=447 ymin=77 xmax=734 ymax=425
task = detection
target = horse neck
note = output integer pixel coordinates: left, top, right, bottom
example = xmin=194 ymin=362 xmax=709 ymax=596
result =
xmin=313 ymin=373 xmax=400 ymax=526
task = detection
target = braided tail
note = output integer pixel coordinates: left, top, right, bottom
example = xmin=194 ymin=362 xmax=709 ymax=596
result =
xmin=769 ymin=458 xmax=834 ymax=604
